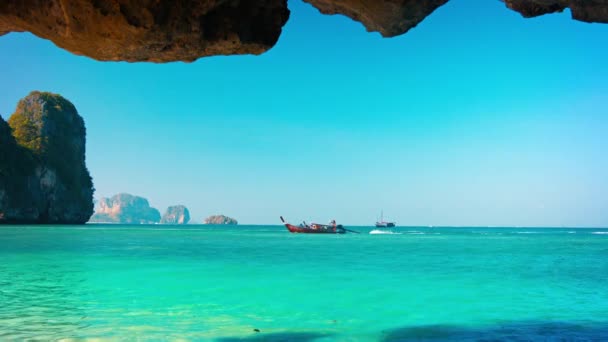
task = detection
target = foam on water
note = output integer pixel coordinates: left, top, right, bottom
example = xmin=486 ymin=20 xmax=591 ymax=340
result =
xmin=1 ymin=225 xmax=608 ymax=341
xmin=369 ymin=229 xmax=402 ymax=235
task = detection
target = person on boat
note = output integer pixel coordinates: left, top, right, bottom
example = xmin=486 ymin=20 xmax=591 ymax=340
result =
xmin=330 ymin=219 xmax=336 ymax=228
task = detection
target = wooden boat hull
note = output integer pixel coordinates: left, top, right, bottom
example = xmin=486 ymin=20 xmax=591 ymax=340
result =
xmin=375 ymin=222 xmax=396 ymax=228
xmin=285 ymin=223 xmax=345 ymax=234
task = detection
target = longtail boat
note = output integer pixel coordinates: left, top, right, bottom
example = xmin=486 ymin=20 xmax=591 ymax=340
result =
xmin=280 ymin=216 xmax=359 ymax=234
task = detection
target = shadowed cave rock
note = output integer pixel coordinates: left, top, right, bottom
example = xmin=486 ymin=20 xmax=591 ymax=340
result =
xmin=0 ymin=0 xmax=291 ymax=62
xmin=0 ymin=0 xmax=607 ymax=62
xmin=504 ymin=0 xmax=608 ymax=23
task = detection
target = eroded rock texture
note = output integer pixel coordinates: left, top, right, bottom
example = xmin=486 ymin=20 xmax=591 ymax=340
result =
xmin=204 ymin=215 xmax=238 ymax=225
xmin=0 ymin=0 xmax=607 ymax=62
xmin=89 ymin=193 xmax=161 ymax=224
xmin=0 ymin=0 xmax=290 ymax=62
xmin=161 ymin=205 xmax=191 ymax=224
xmin=303 ymin=0 xmax=450 ymax=37
xmin=305 ymin=0 xmax=608 ymax=37
xmin=504 ymin=0 xmax=608 ymax=23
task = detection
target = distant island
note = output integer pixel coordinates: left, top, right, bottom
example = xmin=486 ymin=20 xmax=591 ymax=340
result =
xmin=0 ymin=91 xmax=94 ymax=224
xmin=0 ymin=91 xmax=237 ymax=227
xmin=89 ymin=193 xmax=160 ymax=224
xmin=89 ymin=195 xmax=196 ymax=225
xmin=160 ymin=205 xmax=190 ymax=224
xmin=204 ymin=215 xmax=238 ymax=225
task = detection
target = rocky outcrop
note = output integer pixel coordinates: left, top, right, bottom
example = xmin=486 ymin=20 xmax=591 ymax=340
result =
xmin=160 ymin=205 xmax=190 ymax=224
xmin=0 ymin=116 xmax=31 ymax=222
xmin=0 ymin=92 xmax=94 ymax=224
xmin=204 ymin=215 xmax=238 ymax=225
xmin=1 ymin=1 xmax=607 ymax=62
xmin=303 ymin=0 xmax=449 ymax=37
xmin=0 ymin=0 xmax=290 ymax=62
xmin=504 ymin=1 xmax=608 ymax=23
xmin=89 ymin=193 xmax=160 ymax=224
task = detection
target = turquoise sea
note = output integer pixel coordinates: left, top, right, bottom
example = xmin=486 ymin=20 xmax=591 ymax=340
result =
xmin=1 ymin=225 xmax=607 ymax=341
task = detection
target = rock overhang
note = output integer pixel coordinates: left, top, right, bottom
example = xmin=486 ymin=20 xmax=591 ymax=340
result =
xmin=0 ymin=0 xmax=606 ymax=62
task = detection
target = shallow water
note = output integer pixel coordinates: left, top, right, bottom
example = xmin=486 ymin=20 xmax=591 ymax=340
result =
xmin=1 ymin=225 xmax=607 ymax=341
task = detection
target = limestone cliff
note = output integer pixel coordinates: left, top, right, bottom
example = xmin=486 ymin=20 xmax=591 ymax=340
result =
xmin=89 ymin=193 xmax=161 ymax=224
xmin=1 ymin=1 xmax=606 ymax=62
xmin=160 ymin=205 xmax=191 ymax=224
xmin=204 ymin=215 xmax=238 ymax=225
xmin=0 ymin=92 xmax=94 ymax=224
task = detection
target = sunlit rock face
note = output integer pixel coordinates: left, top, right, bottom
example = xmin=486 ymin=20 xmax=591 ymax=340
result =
xmin=0 ymin=0 xmax=607 ymax=62
xmin=0 ymin=0 xmax=290 ymax=62
xmin=90 ymin=193 xmax=160 ymax=224
xmin=303 ymin=0 xmax=450 ymax=37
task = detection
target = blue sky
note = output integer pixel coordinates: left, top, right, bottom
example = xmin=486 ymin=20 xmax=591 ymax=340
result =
xmin=1 ymin=0 xmax=607 ymax=226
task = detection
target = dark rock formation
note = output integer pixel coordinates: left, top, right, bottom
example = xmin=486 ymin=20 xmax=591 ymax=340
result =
xmin=0 ymin=0 xmax=290 ymax=62
xmin=303 ymin=0 xmax=450 ymax=37
xmin=160 ymin=205 xmax=190 ymax=224
xmin=504 ymin=0 xmax=608 ymax=23
xmin=308 ymin=0 xmax=608 ymax=36
xmin=0 ymin=116 xmax=33 ymax=222
xmin=0 ymin=91 xmax=94 ymax=224
xmin=1 ymin=1 xmax=607 ymax=62
xmin=204 ymin=214 xmax=238 ymax=225
xmin=89 ymin=193 xmax=161 ymax=224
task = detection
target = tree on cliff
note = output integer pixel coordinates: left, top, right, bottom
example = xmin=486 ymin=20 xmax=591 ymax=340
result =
xmin=0 ymin=91 xmax=94 ymax=224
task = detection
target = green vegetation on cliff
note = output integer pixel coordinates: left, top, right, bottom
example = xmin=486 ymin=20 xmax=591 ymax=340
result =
xmin=8 ymin=91 xmax=93 ymax=198
xmin=0 ymin=91 xmax=94 ymax=224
